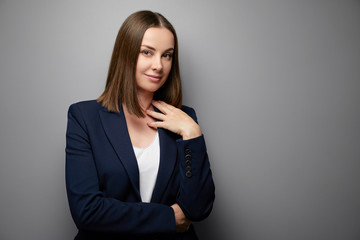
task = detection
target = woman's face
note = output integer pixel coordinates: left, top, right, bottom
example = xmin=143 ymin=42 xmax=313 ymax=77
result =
xmin=135 ymin=27 xmax=174 ymax=96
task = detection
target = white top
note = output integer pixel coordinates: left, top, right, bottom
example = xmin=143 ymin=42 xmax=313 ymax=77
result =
xmin=132 ymin=131 xmax=160 ymax=203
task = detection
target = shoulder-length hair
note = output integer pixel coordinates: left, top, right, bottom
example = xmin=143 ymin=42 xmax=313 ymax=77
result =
xmin=97 ymin=10 xmax=182 ymax=117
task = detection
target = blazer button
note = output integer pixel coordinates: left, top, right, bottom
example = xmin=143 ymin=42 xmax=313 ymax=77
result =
xmin=185 ymin=148 xmax=191 ymax=154
xmin=185 ymin=160 xmax=191 ymax=166
xmin=186 ymin=171 xmax=192 ymax=178
xmin=185 ymin=154 xmax=191 ymax=160
xmin=186 ymin=166 xmax=192 ymax=171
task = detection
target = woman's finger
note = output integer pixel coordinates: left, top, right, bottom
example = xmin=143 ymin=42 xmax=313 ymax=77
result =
xmin=146 ymin=121 xmax=158 ymax=129
xmin=147 ymin=121 xmax=166 ymax=130
xmin=152 ymin=100 xmax=170 ymax=114
xmin=159 ymin=100 xmax=176 ymax=111
xmin=148 ymin=120 xmax=180 ymax=135
xmin=146 ymin=109 xmax=165 ymax=120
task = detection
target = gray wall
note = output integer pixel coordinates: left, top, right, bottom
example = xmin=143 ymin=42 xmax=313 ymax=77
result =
xmin=1 ymin=0 xmax=359 ymax=239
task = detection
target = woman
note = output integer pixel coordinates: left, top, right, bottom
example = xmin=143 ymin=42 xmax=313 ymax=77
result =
xmin=66 ymin=10 xmax=215 ymax=240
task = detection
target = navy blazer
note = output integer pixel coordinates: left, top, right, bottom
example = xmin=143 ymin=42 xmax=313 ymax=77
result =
xmin=66 ymin=100 xmax=215 ymax=240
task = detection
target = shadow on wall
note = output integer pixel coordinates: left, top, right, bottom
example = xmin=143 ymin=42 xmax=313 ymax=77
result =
xmin=195 ymin=207 xmax=232 ymax=239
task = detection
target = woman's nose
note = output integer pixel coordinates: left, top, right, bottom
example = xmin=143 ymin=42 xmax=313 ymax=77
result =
xmin=151 ymin=55 xmax=163 ymax=71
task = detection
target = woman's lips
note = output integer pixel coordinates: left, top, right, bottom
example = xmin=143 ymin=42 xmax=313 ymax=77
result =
xmin=145 ymin=74 xmax=162 ymax=82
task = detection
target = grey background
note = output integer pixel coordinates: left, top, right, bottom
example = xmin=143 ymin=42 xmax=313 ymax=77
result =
xmin=1 ymin=0 xmax=359 ymax=239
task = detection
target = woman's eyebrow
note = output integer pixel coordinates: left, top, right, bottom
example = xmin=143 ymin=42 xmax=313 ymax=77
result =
xmin=141 ymin=45 xmax=174 ymax=52
xmin=141 ymin=45 xmax=156 ymax=50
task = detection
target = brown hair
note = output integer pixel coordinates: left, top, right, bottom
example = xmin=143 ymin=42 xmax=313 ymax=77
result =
xmin=97 ymin=10 xmax=182 ymax=117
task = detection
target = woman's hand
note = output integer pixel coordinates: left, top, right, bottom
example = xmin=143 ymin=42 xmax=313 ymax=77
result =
xmin=171 ymin=203 xmax=192 ymax=232
xmin=146 ymin=100 xmax=202 ymax=140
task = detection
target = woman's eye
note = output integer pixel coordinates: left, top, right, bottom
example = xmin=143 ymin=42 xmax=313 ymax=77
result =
xmin=141 ymin=50 xmax=152 ymax=56
xmin=163 ymin=53 xmax=173 ymax=59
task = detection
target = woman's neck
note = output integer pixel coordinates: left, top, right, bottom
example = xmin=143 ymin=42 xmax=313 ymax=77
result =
xmin=137 ymin=91 xmax=154 ymax=113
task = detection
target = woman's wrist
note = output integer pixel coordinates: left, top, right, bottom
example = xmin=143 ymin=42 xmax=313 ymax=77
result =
xmin=181 ymin=125 xmax=202 ymax=140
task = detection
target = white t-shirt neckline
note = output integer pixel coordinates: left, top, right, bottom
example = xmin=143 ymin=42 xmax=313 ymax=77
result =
xmin=132 ymin=131 xmax=160 ymax=203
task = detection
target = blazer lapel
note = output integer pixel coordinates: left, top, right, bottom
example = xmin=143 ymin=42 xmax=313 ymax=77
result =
xmin=151 ymin=128 xmax=178 ymax=203
xmin=98 ymin=105 xmax=141 ymax=200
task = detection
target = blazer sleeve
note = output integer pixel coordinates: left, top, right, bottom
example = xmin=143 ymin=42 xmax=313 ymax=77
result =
xmin=176 ymin=107 xmax=215 ymax=221
xmin=65 ymin=104 xmax=176 ymax=236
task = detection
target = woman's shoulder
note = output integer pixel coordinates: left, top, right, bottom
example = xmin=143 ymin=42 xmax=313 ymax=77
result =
xmin=181 ymin=105 xmax=194 ymax=113
xmin=69 ymin=99 xmax=103 ymax=111
xmin=181 ymin=105 xmax=198 ymax=122
xmin=68 ymin=99 xmax=106 ymax=118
